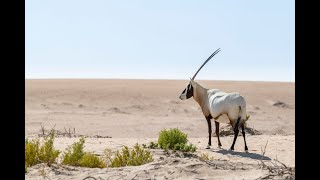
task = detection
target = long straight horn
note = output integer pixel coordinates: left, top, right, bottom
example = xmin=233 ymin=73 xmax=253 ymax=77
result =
xmin=191 ymin=48 xmax=221 ymax=80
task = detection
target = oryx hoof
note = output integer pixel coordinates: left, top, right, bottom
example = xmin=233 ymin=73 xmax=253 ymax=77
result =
xmin=206 ymin=145 xmax=211 ymax=149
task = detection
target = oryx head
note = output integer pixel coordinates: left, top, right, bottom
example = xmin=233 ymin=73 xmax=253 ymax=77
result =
xmin=179 ymin=48 xmax=221 ymax=100
xmin=179 ymin=79 xmax=194 ymax=100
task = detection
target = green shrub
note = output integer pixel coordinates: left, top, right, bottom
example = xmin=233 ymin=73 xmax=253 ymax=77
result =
xmin=38 ymin=133 xmax=60 ymax=166
xmin=158 ymin=128 xmax=188 ymax=150
xmin=157 ymin=128 xmax=196 ymax=152
xmin=25 ymin=132 xmax=60 ymax=168
xmin=143 ymin=141 xmax=159 ymax=149
xmin=110 ymin=143 xmax=153 ymax=167
xmin=25 ymin=139 xmax=40 ymax=167
xmin=62 ymin=137 xmax=106 ymax=168
xmin=78 ymin=153 xmax=106 ymax=168
xmin=62 ymin=137 xmax=86 ymax=166
xmin=173 ymin=143 xmax=196 ymax=152
xmin=148 ymin=141 xmax=158 ymax=149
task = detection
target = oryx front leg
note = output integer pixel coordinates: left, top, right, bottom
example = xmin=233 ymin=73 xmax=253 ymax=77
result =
xmin=206 ymin=116 xmax=212 ymax=149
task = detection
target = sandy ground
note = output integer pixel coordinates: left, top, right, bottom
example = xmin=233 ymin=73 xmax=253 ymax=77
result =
xmin=25 ymin=79 xmax=295 ymax=179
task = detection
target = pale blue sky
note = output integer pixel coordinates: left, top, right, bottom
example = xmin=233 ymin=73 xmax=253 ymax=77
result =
xmin=26 ymin=0 xmax=295 ymax=82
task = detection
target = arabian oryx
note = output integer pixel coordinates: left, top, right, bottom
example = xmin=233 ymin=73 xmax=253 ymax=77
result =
xmin=179 ymin=48 xmax=249 ymax=152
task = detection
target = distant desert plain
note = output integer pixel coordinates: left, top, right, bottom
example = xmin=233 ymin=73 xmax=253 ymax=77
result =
xmin=25 ymin=79 xmax=295 ymax=179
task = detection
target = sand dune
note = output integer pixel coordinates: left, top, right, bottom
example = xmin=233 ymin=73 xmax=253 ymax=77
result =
xmin=25 ymin=136 xmax=294 ymax=180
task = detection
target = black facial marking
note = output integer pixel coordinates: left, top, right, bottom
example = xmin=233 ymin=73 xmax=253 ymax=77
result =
xmin=186 ymin=84 xmax=193 ymax=99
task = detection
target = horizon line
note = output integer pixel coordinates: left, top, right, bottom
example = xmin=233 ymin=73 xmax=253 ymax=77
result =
xmin=25 ymin=78 xmax=295 ymax=83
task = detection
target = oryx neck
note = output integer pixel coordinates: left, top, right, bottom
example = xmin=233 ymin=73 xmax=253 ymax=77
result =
xmin=192 ymin=82 xmax=207 ymax=106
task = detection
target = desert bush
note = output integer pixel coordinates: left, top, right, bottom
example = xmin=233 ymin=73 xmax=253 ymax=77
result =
xmin=78 ymin=153 xmax=106 ymax=168
xmin=62 ymin=137 xmax=106 ymax=168
xmin=199 ymin=153 xmax=214 ymax=161
xmin=38 ymin=132 xmax=60 ymax=166
xmin=25 ymin=139 xmax=40 ymax=168
xmin=158 ymin=128 xmax=196 ymax=152
xmin=110 ymin=143 xmax=153 ymax=167
xmin=25 ymin=132 xmax=60 ymax=169
xmin=62 ymin=137 xmax=86 ymax=166
xmin=158 ymin=128 xmax=187 ymax=149
xmin=173 ymin=143 xmax=196 ymax=152
xmin=142 ymin=141 xmax=158 ymax=149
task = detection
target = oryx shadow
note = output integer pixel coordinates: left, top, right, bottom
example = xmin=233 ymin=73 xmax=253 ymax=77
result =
xmin=211 ymin=149 xmax=271 ymax=160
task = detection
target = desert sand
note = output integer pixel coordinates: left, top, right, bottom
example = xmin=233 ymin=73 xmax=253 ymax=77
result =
xmin=25 ymin=79 xmax=295 ymax=179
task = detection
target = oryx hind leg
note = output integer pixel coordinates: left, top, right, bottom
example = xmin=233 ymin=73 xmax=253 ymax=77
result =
xmin=241 ymin=123 xmax=249 ymax=152
xmin=229 ymin=117 xmax=241 ymax=151
xmin=214 ymin=121 xmax=222 ymax=148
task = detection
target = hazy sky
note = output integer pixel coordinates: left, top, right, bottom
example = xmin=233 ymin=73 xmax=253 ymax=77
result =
xmin=26 ymin=0 xmax=295 ymax=82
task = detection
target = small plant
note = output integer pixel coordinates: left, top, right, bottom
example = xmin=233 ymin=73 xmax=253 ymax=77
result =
xmin=199 ymin=153 xmax=214 ymax=161
xmin=158 ymin=128 xmax=188 ymax=149
xmin=143 ymin=141 xmax=159 ymax=149
xmin=157 ymin=128 xmax=196 ymax=152
xmin=62 ymin=137 xmax=86 ymax=166
xmin=25 ymin=139 xmax=40 ymax=167
xmin=148 ymin=141 xmax=158 ymax=149
xmin=110 ymin=143 xmax=153 ymax=167
xmin=246 ymin=114 xmax=250 ymax=121
xmin=103 ymin=148 xmax=114 ymax=166
xmin=78 ymin=153 xmax=106 ymax=168
xmin=173 ymin=143 xmax=197 ymax=152
xmin=38 ymin=132 xmax=60 ymax=166
xmin=25 ymin=131 xmax=60 ymax=168
xmin=62 ymin=137 xmax=106 ymax=168
xmin=142 ymin=143 xmax=147 ymax=148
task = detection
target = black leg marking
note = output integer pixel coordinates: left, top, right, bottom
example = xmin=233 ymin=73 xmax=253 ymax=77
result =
xmin=230 ymin=128 xmax=239 ymax=151
xmin=230 ymin=117 xmax=241 ymax=151
xmin=241 ymin=123 xmax=248 ymax=152
xmin=215 ymin=121 xmax=222 ymax=147
xmin=206 ymin=115 xmax=212 ymax=149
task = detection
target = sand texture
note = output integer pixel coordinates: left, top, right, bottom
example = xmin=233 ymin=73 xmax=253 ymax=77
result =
xmin=25 ymin=79 xmax=295 ymax=179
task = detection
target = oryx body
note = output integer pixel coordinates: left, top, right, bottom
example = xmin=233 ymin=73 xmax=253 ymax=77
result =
xmin=179 ymin=48 xmax=249 ymax=151
xmin=207 ymin=89 xmax=246 ymax=126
